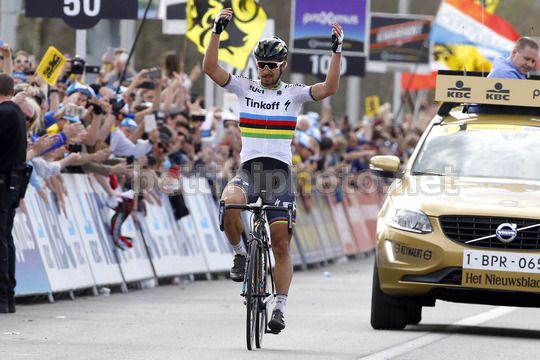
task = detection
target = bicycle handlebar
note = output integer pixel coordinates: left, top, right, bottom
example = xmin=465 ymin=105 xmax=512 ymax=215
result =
xmin=218 ymin=201 xmax=294 ymax=233
xmin=223 ymin=204 xmax=289 ymax=212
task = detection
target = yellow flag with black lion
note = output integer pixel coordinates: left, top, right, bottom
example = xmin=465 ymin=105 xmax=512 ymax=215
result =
xmin=186 ymin=0 xmax=267 ymax=70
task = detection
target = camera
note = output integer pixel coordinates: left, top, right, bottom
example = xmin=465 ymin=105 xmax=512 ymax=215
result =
xmin=69 ymin=57 xmax=86 ymax=75
xmin=146 ymin=68 xmax=162 ymax=80
xmin=109 ymin=98 xmax=126 ymax=115
xmin=92 ymin=103 xmax=104 ymax=115
xmin=191 ymin=114 xmax=206 ymax=122
xmin=64 ymin=103 xmax=85 ymax=118
xmin=86 ymin=98 xmax=104 ymax=115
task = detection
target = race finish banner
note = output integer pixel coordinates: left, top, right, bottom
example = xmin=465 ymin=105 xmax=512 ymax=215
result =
xmin=25 ymin=0 xmax=138 ymax=29
xmin=290 ymin=0 xmax=369 ymax=78
xmin=367 ymin=13 xmax=432 ymax=73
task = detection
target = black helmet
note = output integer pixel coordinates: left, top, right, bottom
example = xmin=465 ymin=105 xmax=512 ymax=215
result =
xmin=254 ymin=36 xmax=288 ymax=62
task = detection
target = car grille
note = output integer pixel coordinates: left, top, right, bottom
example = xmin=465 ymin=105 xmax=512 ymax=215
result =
xmin=440 ymin=216 xmax=540 ymax=250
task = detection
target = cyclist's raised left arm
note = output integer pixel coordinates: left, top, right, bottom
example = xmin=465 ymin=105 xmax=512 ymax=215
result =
xmin=311 ymin=23 xmax=344 ymax=101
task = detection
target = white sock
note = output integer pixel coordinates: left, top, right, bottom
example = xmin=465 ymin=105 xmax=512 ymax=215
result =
xmin=232 ymin=241 xmax=247 ymax=256
xmin=274 ymin=294 xmax=288 ymax=313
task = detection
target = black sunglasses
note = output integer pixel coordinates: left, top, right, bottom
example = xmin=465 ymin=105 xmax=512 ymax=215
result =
xmin=256 ymin=61 xmax=284 ymax=70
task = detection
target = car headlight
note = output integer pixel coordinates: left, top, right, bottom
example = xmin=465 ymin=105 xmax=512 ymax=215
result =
xmin=386 ymin=208 xmax=432 ymax=234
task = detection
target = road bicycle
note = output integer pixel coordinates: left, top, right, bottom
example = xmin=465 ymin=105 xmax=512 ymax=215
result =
xmin=219 ymin=195 xmax=293 ymax=350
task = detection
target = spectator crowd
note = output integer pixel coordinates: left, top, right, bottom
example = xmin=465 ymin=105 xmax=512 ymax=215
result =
xmin=0 ymin=42 xmax=437 ymax=249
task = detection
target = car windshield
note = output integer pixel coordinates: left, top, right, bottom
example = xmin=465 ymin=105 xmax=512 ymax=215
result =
xmin=412 ymin=122 xmax=540 ymax=181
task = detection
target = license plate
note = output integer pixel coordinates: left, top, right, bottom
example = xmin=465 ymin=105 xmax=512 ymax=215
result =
xmin=462 ymin=249 xmax=540 ymax=292
xmin=463 ymin=249 xmax=540 ymax=273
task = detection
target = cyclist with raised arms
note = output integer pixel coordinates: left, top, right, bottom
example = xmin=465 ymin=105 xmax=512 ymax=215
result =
xmin=203 ymin=7 xmax=343 ymax=334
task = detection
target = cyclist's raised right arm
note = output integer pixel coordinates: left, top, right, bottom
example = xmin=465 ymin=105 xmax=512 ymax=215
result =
xmin=203 ymin=8 xmax=233 ymax=87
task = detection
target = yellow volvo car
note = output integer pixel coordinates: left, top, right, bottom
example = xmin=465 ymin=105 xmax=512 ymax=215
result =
xmin=370 ymin=73 xmax=540 ymax=329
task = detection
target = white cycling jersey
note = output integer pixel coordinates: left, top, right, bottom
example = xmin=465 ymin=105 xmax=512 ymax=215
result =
xmin=223 ymin=74 xmax=316 ymax=165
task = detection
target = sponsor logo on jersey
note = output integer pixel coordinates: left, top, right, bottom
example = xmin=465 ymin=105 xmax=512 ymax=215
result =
xmin=249 ymin=85 xmax=265 ymax=94
xmin=245 ymin=97 xmax=280 ymax=110
xmin=284 ymin=83 xmax=306 ymax=88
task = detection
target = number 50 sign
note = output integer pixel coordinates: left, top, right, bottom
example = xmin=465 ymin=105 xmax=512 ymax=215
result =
xmin=26 ymin=0 xmax=137 ymax=29
xmin=63 ymin=0 xmax=101 ymax=17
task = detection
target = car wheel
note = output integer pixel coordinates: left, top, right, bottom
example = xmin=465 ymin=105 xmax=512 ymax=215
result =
xmin=405 ymin=304 xmax=422 ymax=325
xmin=370 ymin=262 xmax=407 ymax=330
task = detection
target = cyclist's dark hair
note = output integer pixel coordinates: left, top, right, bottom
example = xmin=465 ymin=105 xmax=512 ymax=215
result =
xmin=254 ymin=36 xmax=288 ymax=62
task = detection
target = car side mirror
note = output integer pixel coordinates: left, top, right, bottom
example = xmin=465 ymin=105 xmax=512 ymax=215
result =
xmin=370 ymin=155 xmax=402 ymax=178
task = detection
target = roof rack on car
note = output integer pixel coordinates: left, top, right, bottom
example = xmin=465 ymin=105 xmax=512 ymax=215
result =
xmin=437 ymin=70 xmax=486 ymax=77
xmin=435 ymin=71 xmax=540 ymax=110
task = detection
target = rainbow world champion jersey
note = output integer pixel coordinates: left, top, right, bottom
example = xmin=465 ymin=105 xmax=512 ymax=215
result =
xmin=223 ymin=74 xmax=316 ymax=165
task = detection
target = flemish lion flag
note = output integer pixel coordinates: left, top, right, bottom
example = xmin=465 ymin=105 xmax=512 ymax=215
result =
xmin=186 ymin=0 xmax=267 ymax=70
xmin=35 ymin=47 xmax=67 ymax=86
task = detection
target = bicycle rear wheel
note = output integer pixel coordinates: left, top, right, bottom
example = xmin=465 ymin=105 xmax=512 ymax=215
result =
xmin=255 ymin=247 xmax=268 ymax=348
xmin=246 ymin=242 xmax=260 ymax=351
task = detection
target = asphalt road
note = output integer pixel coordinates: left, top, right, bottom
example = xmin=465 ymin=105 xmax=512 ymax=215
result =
xmin=2 ymin=255 xmax=540 ymax=360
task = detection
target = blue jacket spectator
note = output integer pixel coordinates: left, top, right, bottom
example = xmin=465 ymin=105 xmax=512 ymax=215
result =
xmin=488 ymin=37 xmax=539 ymax=79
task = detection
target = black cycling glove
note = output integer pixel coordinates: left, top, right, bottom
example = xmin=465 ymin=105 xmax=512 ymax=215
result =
xmin=213 ymin=11 xmax=231 ymax=34
xmin=332 ymin=28 xmax=344 ymax=53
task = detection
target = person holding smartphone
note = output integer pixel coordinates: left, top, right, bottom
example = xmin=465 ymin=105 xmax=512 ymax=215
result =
xmin=203 ymin=8 xmax=343 ymax=334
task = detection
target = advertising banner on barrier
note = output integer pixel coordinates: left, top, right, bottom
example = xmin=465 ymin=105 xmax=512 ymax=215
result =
xmin=178 ymin=212 xmax=209 ymax=273
xmin=201 ymin=192 xmax=234 ymax=256
xmin=87 ymin=177 xmax=155 ymax=283
xmin=294 ymin=197 xmax=326 ymax=264
xmin=182 ymin=177 xmax=232 ymax=272
xmin=357 ymin=193 xmax=379 ymax=247
xmin=311 ymin=193 xmax=343 ymax=259
xmin=138 ymin=193 xmax=207 ymax=277
xmin=325 ymin=194 xmax=358 ymax=255
xmin=22 ymin=186 xmax=94 ymax=292
xmin=13 ymin=206 xmax=51 ymax=296
xmin=306 ymin=210 xmax=330 ymax=261
xmin=343 ymin=193 xmax=373 ymax=253
xmin=63 ymin=175 xmax=124 ymax=286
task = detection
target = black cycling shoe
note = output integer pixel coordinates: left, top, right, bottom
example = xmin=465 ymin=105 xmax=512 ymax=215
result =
xmin=268 ymin=309 xmax=286 ymax=334
xmin=230 ymin=254 xmax=246 ymax=282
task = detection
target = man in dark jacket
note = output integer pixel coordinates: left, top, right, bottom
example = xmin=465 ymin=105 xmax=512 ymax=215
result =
xmin=0 ymin=73 xmax=27 ymax=313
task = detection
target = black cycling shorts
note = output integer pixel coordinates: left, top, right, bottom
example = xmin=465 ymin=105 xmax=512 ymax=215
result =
xmin=226 ymin=157 xmax=296 ymax=226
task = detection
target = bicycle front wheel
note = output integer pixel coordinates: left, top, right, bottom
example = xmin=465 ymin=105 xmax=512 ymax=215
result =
xmin=255 ymin=247 xmax=268 ymax=348
xmin=246 ymin=242 xmax=260 ymax=350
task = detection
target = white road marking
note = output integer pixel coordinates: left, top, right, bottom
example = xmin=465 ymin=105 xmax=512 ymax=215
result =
xmin=358 ymin=306 xmax=517 ymax=360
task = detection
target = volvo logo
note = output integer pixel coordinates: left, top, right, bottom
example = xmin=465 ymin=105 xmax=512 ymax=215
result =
xmin=495 ymin=223 xmax=518 ymax=243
